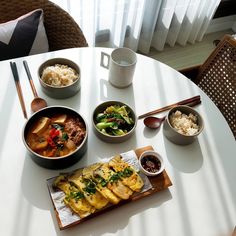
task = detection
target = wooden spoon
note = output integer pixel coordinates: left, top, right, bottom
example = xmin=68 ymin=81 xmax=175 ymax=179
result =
xmin=23 ymin=60 xmax=47 ymax=112
xmin=144 ymin=116 xmax=166 ymax=129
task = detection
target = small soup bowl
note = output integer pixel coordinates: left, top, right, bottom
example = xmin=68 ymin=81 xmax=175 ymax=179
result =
xmin=138 ymin=150 xmax=165 ymax=176
xmin=22 ymin=106 xmax=88 ymax=169
xmin=38 ymin=58 xmax=81 ymax=99
xmin=92 ymin=101 xmax=137 ymax=143
xmin=163 ymin=105 xmax=204 ymax=145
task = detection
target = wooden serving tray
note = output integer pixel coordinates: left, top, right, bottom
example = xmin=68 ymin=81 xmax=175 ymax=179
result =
xmin=47 ymin=145 xmax=172 ymax=230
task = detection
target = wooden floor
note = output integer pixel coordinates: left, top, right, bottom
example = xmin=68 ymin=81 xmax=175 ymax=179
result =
xmin=144 ymin=30 xmax=234 ymax=70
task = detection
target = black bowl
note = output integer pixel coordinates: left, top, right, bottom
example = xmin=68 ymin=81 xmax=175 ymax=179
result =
xmin=22 ymin=106 xmax=88 ymax=169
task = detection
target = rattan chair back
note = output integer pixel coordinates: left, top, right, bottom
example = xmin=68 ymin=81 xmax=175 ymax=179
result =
xmin=0 ymin=0 xmax=88 ymax=51
xmin=196 ymin=34 xmax=236 ymax=138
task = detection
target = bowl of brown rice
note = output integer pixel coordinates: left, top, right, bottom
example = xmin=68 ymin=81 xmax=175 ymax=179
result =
xmin=163 ymin=105 xmax=204 ymax=145
xmin=38 ymin=58 xmax=80 ymax=99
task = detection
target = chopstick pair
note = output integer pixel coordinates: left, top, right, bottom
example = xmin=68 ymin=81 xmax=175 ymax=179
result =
xmin=10 ymin=61 xmax=28 ymax=119
xmin=138 ymin=95 xmax=201 ymax=119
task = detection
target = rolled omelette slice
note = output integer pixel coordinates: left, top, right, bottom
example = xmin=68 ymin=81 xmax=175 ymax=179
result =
xmin=94 ymin=163 xmax=133 ymax=200
xmin=53 ymin=175 xmax=95 ymax=218
xmin=83 ymin=164 xmax=121 ymax=205
xmin=69 ymin=171 xmax=109 ymax=210
xmin=109 ymin=155 xmax=144 ymax=192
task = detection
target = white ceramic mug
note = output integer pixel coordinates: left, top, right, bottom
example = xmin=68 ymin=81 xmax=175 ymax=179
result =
xmin=100 ymin=47 xmax=137 ymax=88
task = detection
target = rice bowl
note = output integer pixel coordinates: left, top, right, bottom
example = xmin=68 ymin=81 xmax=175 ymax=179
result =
xmin=38 ymin=58 xmax=81 ymax=99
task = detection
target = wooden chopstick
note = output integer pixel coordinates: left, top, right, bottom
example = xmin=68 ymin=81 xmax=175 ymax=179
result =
xmin=138 ymin=95 xmax=201 ymax=119
xmin=10 ymin=62 xmax=28 ymax=119
xmin=23 ymin=60 xmax=38 ymax=97
xmin=183 ymin=98 xmax=201 ymax=108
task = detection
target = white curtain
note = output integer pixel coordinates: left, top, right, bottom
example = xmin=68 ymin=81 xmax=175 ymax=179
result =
xmin=51 ymin=0 xmax=221 ymax=54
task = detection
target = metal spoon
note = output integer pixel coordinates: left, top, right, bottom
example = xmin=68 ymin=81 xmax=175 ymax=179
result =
xmin=23 ymin=60 xmax=47 ymax=112
xmin=144 ymin=116 xmax=166 ymax=129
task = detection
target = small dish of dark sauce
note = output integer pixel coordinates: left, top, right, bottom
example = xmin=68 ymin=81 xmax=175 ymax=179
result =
xmin=139 ymin=150 xmax=164 ymax=176
xmin=141 ymin=155 xmax=161 ymax=173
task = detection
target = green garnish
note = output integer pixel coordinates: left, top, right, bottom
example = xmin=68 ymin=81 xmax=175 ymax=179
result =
xmin=65 ymin=191 xmax=84 ymax=202
xmin=83 ymin=179 xmax=96 ymax=195
xmin=109 ymin=173 xmax=121 ymax=183
xmin=61 ymin=132 xmax=69 ymax=141
xmin=119 ymin=167 xmax=133 ymax=178
xmin=108 ymin=167 xmax=133 ymax=183
xmin=95 ymin=176 xmax=108 ymax=187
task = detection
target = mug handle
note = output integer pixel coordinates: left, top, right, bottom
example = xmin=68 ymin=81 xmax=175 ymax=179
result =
xmin=100 ymin=52 xmax=110 ymax=69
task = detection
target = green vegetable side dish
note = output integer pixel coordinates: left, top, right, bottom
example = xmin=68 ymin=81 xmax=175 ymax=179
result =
xmin=95 ymin=105 xmax=134 ymax=136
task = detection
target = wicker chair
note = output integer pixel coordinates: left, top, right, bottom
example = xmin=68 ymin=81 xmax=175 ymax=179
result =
xmin=0 ymin=0 xmax=88 ymax=51
xmin=179 ymin=34 xmax=236 ymax=138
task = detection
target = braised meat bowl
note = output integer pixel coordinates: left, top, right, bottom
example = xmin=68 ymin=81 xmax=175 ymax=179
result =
xmin=23 ymin=106 xmax=88 ymax=169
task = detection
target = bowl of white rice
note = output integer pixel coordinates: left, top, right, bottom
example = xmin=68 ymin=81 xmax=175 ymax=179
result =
xmin=163 ymin=105 xmax=204 ymax=145
xmin=38 ymin=58 xmax=80 ymax=99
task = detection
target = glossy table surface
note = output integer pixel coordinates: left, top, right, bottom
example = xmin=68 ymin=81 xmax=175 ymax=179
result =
xmin=0 ymin=47 xmax=235 ymax=236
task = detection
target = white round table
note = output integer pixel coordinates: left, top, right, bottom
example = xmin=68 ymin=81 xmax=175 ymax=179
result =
xmin=0 ymin=47 xmax=235 ymax=236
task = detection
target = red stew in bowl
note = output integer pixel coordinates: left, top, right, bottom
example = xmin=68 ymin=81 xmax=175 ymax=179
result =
xmin=26 ymin=114 xmax=86 ymax=157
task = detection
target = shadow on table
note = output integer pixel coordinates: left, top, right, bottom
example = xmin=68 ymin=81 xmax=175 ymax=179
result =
xmin=21 ymin=152 xmax=61 ymax=210
xmin=42 ymin=88 xmax=82 ymax=110
xmin=86 ymin=132 xmax=138 ymax=159
xmin=142 ymin=126 xmax=162 ymax=138
xmin=51 ymin=188 xmax=172 ymax=236
xmin=163 ymin=135 xmax=204 ymax=173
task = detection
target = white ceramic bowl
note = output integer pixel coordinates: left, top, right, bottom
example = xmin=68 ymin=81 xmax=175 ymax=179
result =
xmin=138 ymin=150 xmax=165 ymax=176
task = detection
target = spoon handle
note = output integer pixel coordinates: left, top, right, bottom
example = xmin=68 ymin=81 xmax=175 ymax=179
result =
xmin=23 ymin=60 xmax=38 ymax=98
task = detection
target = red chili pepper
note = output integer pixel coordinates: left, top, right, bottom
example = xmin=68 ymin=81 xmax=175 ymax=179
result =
xmin=47 ymin=137 xmax=56 ymax=148
xmin=55 ymin=129 xmax=60 ymax=136
xmin=49 ymin=128 xmax=60 ymax=139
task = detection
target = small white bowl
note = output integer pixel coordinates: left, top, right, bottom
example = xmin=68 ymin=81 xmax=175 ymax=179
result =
xmin=138 ymin=150 xmax=165 ymax=176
